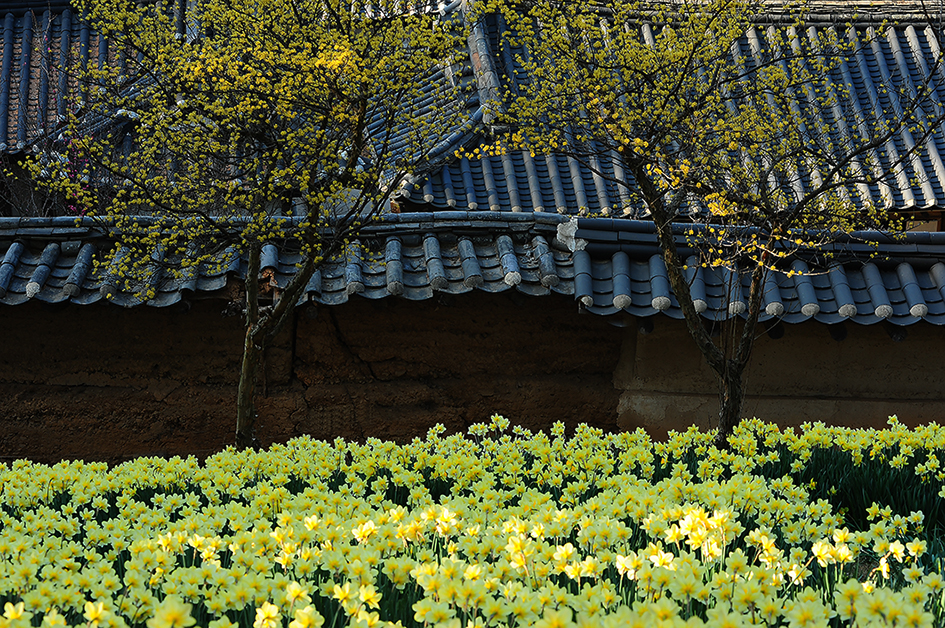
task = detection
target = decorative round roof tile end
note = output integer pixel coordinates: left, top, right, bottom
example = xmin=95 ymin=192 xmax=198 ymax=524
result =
xmin=875 ymin=304 xmax=893 ymax=319
xmin=839 ymin=303 xmax=858 ymax=318
xmin=651 ymin=295 xmax=671 ymax=311
xmin=613 ymin=294 xmax=632 ymax=310
xmin=540 ymin=274 xmax=560 ymax=288
xmin=765 ymin=302 xmax=784 ymax=317
xmin=693 ymin=298 xmax=708 ymax=313
xmin=801 ymin=303 xmax=821 ymax=317
xmin=464 ymin=275 xmax=484 ymax=289
xmin=910 ymin=303 xmax=929 ymax=318
xmin=504 ymin=271 xmax=521 ymax=286
xmin=728 ymin=301 xmax=746 ymax=315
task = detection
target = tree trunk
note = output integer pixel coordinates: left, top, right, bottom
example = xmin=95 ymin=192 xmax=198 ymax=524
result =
xmin=715 ymin=360 xmax=745 ymax=449
xmin=227 ymin=190 xmax=392 ymax=448
xmin=232 ymin=241 xmax=318 ymax=449
xmin=643 ymin=195 xmax=768 ymax=447
xmin=235 ymin=242 xmax=262 ymax=449
xmin=235 ymin=326 xmax=262 ymax=449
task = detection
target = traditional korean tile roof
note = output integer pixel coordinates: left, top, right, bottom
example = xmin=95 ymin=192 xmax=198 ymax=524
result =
xmin=5 ymin=213 xmax=945 ymax=328
xmin=4 ymin=2 xmax=945 ymax=330
xmin=4 ymin=3 xmax=945 ymax=211
xmin=0 ymin=213 xmax=572 ymax=308
xmin=566 ymin=217 xmax=945 ymax=326
xmin=396 ymin=14 xmax=945 ymax=215
xmin=0 ymin=3 xmax=88 ymax=153
xmin=0 ymin=0 xmax=479 ymax=156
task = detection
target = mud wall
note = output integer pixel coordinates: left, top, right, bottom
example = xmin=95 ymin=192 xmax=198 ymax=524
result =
xmin=615 ymin=317 xmax=945 ymax=436
xmin=0 ymin=292 xmax=624 ymax=463
xmin=3 ymin=291 xmax=943 ymax=464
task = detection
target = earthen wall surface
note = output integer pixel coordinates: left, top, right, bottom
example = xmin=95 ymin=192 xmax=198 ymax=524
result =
xmin=0 ymin=293 xmax=624 ymax=463
xmin=614 ymin=318 xmax=945 ymax=437
xmin=2 ymin=293 xmax=941 ymax=464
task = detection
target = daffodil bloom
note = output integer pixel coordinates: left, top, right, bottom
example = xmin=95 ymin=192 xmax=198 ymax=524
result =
xmin=646 ymin=545 xmax=675 ymax=569
xmin=834 ymin=543 xmax=854 ymax=564
xmin=83 ymin=602 xmax=109 ymax=628
xmin=460 ymin=563 xmax=482 ymax=582
xmin=889 ymin=540 xmax=907 ymax=562
xmin=4 ymin=603 xmax=30 ymax=623
xmin=147 ymin=595 xmax=196 ymax=628
xmin=811 ymin=540 xmax=835 ymax=567
xmin=285 ymin=581 xmax=311 ymax=607
xmin=253 ymin=602 xmax=281 ymax=628
xmin=906 ymin=538 xmax=927 ymax=558
xmin=288 ymin=606 xmax=324 ymax=628
xmin=553 ymin=543 xmax=576 ymax=564
xmin=352 ymin=520 xmax=377 ymax=544
xmin=784 ymin=598 xmax=834 ymax=628
xmin=332 ymin=582 xmax=354 ymax=605
xmin=532 ymin=607 xmax=575 ymax=628
xmin=358 ymin=584 xmax=381 ymax=609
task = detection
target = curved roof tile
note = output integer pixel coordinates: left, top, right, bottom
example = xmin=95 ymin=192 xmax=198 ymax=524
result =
xmin=4 ymin=213 xmax=945 ymax=329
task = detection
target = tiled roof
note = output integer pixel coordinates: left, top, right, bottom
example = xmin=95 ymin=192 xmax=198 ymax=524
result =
xmin=5 ymin=4 xmax=945 ymax=330
xmin=567 ymin=218 xmax=945 ymax=326
xmin=5 ymin=8 xmax=945 ymax=194
xmin=4 ymin=6 xmax=945 ymax=213
xmin=0 ymin=0 xmax=480 ymax=159
xmin=0 ymin=5 xmax=89 ymax=152
xmin=398 ymin=145 xmax=649 ymax=215
xmin=396 ymin=17 xmax=945 ymax=216
xmin=6 ymin=213 xmax=945 ymax=327
xmin=0 ymin=213 xmax=572 ymax=307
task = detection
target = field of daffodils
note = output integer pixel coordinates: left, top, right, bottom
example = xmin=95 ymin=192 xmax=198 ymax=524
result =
xmin=1 ymin=416 xmax=943 ymax=628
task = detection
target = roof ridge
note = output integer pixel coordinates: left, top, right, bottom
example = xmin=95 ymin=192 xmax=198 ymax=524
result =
xmin=0 ymin=1 xmax=72 ymax=16
xmin=763 ymin=1 xmax=945 ymax=25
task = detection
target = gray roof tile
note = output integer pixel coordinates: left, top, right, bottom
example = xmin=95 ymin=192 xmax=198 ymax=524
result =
xmin=0 ymin=214 xmax=576 ymax=309
xmin=4 ymin=7 xmax=945 ymax=328
xmin=554 ymin=215 xmax=945 ymax=325
xmin=4 ymin=6 xmax=945 ymax=224
xmin=387 ymin=19 xmax=945 ymax=218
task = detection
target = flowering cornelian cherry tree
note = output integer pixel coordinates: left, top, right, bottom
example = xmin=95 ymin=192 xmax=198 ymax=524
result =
xmin=28 ymin=0 xmax=469 ymax=447
xmin=474 ymin=0 xmax=945 ymax=444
